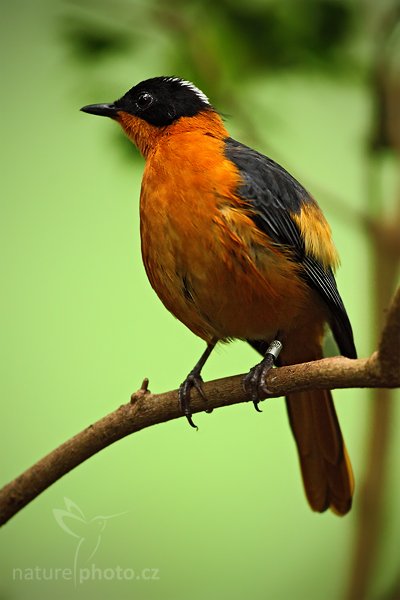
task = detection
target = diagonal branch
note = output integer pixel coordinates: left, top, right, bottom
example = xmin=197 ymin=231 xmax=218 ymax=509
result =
xmin=0 ymin=288 xmax=399 ymax=528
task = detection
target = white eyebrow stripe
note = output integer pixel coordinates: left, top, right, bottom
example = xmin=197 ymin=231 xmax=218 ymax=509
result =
xmin=168 ymin=77 xmax=210 ymax=105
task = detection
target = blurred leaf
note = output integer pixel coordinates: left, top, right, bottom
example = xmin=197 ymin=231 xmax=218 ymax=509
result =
xmin=209 ymin=0 xmax=354 ymax=72
xmin=61 ymin=16 xmax=131 ymax=62
xmin=61 ymin=0 xmax=356 ymax=75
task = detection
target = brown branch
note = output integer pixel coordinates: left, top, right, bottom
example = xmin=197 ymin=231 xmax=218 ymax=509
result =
xmin=378 ymin=285 xmax=400 ymax=376
xmin=0 ymin=290 xmax=399 ymax=528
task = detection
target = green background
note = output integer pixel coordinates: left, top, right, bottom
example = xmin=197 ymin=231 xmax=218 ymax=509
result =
xmin=0 ymin=1 xmax=399 ymax=599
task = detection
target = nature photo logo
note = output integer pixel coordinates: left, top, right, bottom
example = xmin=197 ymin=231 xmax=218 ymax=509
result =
xmin=12 ymin=498 xmax=160 ymax=586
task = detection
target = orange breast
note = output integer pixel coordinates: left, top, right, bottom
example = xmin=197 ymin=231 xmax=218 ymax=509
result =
xmin=139 ymin=123 xmax=318 ymax=344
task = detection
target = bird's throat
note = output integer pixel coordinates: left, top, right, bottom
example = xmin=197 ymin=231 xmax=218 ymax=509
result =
xmin=116 ymin=112 xmax=164 ymax=158
xmin=116 ymin=110 xmax=228 ymax=158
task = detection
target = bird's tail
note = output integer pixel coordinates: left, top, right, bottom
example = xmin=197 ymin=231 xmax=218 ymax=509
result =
xmin=285 ymin=389 xmax=354 ymax=515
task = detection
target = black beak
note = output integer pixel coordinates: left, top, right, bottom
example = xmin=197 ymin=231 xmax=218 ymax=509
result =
xmin=80 ymin=103 xmax=118 ymax=118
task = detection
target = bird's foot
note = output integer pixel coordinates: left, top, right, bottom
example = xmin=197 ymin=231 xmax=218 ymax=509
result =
xmin=243 ymin=340 xmax=283 ymax=412
xmin=178 ymin=341 xmax=216 ymax=429
xmin=179 ymin=371 xmax=208 ymax=430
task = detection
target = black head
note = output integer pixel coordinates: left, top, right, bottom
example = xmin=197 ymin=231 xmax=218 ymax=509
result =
xmin=81 ymin=76 xmax=213 ymax=126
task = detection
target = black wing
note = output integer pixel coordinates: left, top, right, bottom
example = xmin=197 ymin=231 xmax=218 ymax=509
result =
xmin=224 ymin=137 xmax=356 ymax=359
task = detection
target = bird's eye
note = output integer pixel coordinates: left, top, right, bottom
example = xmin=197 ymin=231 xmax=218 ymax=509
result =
xmin=136 ymin=92 xmax=153 ymax=110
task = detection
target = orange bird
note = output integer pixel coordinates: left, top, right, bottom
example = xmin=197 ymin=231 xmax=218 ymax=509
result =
xmin=81 ymin=76 xmax=356 ymax=515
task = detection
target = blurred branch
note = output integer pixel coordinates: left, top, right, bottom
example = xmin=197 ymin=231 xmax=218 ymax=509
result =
xmin=0 ymin=287 xmax=399 ymax=528
xmin=346 ymin=4 xmax=400 ymax=596
xmin=347 ymin=214 xmax=400 ymax=600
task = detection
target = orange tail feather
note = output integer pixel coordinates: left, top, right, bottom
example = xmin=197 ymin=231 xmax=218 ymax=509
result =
xmin=286 ymin=389 xmax=354 ymax=515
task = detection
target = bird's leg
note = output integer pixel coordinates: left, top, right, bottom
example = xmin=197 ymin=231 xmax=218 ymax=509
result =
xmin=179 ymin=340 xmax=217 ymax=429
xmin=243 ymin=339 xmax=283 ymax=411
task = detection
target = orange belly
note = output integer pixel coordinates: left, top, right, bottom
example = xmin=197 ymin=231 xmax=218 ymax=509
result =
xmin=139 ymin=131 xmax=319 ymax=343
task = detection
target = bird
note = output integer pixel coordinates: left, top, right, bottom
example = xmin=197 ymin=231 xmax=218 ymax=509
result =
xmin=81 ymin=76 xmax=356 ymax=515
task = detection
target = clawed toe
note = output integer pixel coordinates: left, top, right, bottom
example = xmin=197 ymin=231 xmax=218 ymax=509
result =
xmin=243 ymin=355 xmax=274 ymax=411
xmin=243 ymin=340 xmax=283 ymax=412
xmin=178 ymin=341 xmax=216 ymax=429
xmin=179 ymin=372 xmax=208 ymax=429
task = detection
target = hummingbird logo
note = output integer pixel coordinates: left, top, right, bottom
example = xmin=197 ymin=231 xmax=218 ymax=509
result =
xmin=53 ymin=498 xmax=127 ymax=585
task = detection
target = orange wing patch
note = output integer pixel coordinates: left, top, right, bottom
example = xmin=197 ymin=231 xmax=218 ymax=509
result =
xmin=292 ymin=201 xmax=340 ymax=270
